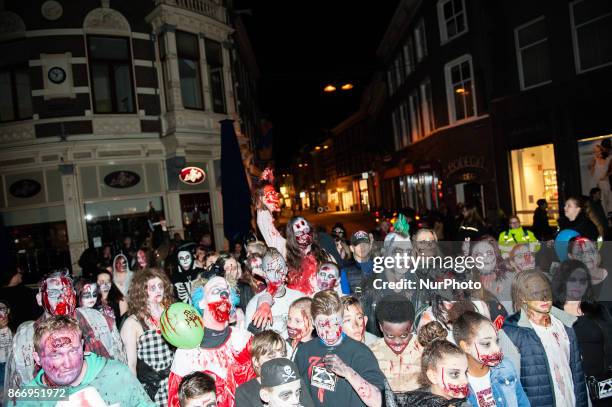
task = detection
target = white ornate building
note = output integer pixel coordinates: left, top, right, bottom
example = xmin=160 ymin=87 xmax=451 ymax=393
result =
xmin=0 ymin=0 xmax=246 ymax=275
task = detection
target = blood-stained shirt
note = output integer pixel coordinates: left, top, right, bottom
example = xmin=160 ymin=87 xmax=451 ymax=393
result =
xmin=369 ymin=335 xmax=422 ymax=392
xmin=167 ymin=327 xmax=255 ymax=407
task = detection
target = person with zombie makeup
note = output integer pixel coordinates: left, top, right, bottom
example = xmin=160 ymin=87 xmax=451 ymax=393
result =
xmin=294 ymin=290 xmax=385 ymax=407
xmin=401 ymin=321 xmax=470 ymax=407
xmin=369 ymin=293 xmax=422 ymax=403
xmin=502 ymin=269 xmax=588 ymax=407
xmin=0 ymin=300 xmax=13 ymax=396
xmin=236 ymin=330 xmax=315 ymax=407
xmin=96 ymin=269 xmax=128 ymax=323
xmin=173 ymin=243 xmax=204 ymax=304
xmin=341 ymin=296 xmax=378 ymax=346
xmin=194 ymin=245 xmax=208 ymax=269
xmin=567 ymin=236 xmax=612 ymax=302
xmin=255 ymin=170 xmax=286 ymax=258
xmin=120 ymin=268 xmax=175 ymax=406
xmin=73 ymin=278 xmax=118 ymax=328
xmin=313 ymin=262 xmax=343 ymax=296
xmin=178 ymin=372 xmax=217 ymax=407
xmin=246 ymin=248 xmax=303 ymax=338
xmin=339 ymin=231 xmax=375 ymax=295
xmin=168 ymin=276 xmax=256 ymax=407
xmin=259 ymin=358 xmax=314 ymax=407
xmin=453 ymin=311 xmax=530 ymax=407
xmin=507 ymin=243 xmax=537 ymax=273
xmin=134 ymin=246 xmax=154 ymax=272
xmin=4 ymin=270 xmax=126 ymax=399
xmin=17 ymin=315 xmax=154 ymax=407
xmin=286 ymin=297 xmax=315 ymax=359
xmin=113 ymin=253 xmax=135 ymax=297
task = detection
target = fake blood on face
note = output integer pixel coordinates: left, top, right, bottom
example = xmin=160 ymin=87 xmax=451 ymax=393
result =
xmin=208 ymin=299 xmax=231 ymax=323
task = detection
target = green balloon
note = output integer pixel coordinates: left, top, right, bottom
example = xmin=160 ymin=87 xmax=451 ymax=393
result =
xmin=160 ymin=302 xmax=204 ymax=349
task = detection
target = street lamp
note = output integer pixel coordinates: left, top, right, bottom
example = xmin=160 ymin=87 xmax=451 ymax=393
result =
xmin=323 ymin=83 xmax=354 ymax=92
xmin=323 ymin=85 xmax=337 ymax=92
xmin=340 ymin=83 xmax=354 ymax=90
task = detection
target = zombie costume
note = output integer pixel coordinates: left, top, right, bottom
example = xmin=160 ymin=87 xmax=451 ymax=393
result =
xmin=19 ymin=352 xmax=154 ymax=406
xmin=130 ymin=315 xmax=174 ymax=406
xmin=172 ymin=244 xmax=201 ymax=304
xmin=113 ymin=253 xmax=135 ymax=297
xmin=167 ymin=326 xmax=255 ymax=407
xmin=257 ymin=209 xmax=287 ymax=258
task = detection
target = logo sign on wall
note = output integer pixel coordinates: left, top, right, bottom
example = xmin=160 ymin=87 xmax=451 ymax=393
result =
xmin=179 ymin=167 xmax=206 ymax=185
xmin=9 ymin=179 xmax=42 ymax=198
xmin=104 ymin=171 xmax=140 ymax=189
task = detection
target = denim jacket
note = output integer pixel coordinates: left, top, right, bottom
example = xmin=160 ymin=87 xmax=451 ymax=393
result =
xmin=467 ymin=358 xmax=531 ymax=407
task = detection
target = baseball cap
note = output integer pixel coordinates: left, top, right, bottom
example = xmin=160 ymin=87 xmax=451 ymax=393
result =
xmin=351 ymin=230 xmax=371 ymax=245
xmin=260 ymin=358 xmax=301 ymax=387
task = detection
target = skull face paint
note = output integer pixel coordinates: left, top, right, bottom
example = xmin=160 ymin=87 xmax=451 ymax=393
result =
xmin=468 ymin=322 xmax=503 ymax=367
xmin=113 ymin=256 xmax=127 ymax=274
xmin=292 ymin=217 xmax=313 ymax=248
xmin=178 ymin=250 xmax=194 ymax=272
xmin=146 ymin=277 xmax=164 ymax=305
xmin=263 ymin=185 xmax=281 ymax=212
xmin=41 ymin=276 xmax=77 ymax=316
xmin=316 ymin=263 xmax=339 ymax=292
xmin=202 ymin=277 xmax=231 ymax=323
xmin=314 ymin=313 xmax=343 ymax=346
xmin=265 ymin=380 xmax=302 ymax=407
xmin=79 ymin=284 xmax=98 ymax=308
xmin=262 ymin=250 xmax=288 ymax=296
xmin=36 ymin=329 xmax=84 ymax=386
xmin=430 ymin=354 xmax=469 ymax=399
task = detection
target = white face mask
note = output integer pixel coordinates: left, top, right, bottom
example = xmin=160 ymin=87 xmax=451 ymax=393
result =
xmin=80 ymin=283 xmax=98 ymax=308
xmin=178 ymin=250 xmax=193 ymax=271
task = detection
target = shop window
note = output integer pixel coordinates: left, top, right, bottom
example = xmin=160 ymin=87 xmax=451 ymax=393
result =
xmin=204 ymin=38 xmax=226 ymax=114
xmin=570 ymin=0 xmax=612 ymax=73
xmin=437 ymin=0 xmax=468 ymax=43
xmin=399 ymin=172 xmax=440 ymax=213
xmin=515 ymin=16 xmax=551 ymax=90
xmin=510 ymin=144 xmax=558 ymax=225
xmin=444 ymin=54 xmax=476 ymax=123
xmin=0 ymin=66 xmax=33 ymax=122
xmin=176 ymin=31 xmax=204 ymax=110
xmin=88 ymin=36 xmax=135 ymax=113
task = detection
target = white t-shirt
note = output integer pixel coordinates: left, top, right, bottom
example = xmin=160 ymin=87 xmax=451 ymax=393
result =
xmin=468 ymin=371 xmax=496 ymax=407
xmin=0 ymin=326 xmax=13 ymax=363
xmin=245 ymin=287 xmax=304 ymax=339
xmin=531 ymin=316 xmax=575 ymax=407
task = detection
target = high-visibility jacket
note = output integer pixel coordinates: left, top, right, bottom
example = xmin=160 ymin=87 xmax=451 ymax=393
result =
xmin=498 ymin=227 xmax=540 ymax=258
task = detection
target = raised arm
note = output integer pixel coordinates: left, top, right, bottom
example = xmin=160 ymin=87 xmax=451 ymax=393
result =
xmin=256 ymin=210 xmax=286 ymax=258
xmin=324 ymin=354 xmax=382 ymax=407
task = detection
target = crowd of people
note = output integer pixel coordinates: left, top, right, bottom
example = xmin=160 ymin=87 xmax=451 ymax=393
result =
xmin=0 ymin=170 xmax=611 ymax=407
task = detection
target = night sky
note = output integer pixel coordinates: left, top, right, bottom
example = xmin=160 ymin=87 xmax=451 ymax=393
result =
xmin=233 ymin=1 xmax=400 ymax=168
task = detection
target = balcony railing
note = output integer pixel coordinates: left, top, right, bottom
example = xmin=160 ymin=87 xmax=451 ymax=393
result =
xmin=156 ymin=0 xmax=226 ymax=23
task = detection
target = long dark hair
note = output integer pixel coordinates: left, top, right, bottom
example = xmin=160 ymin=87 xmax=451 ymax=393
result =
xmin=552 ymin=259 xmax=602 ymax=316
xmin=74 ymin=277 xmax=102 ymax=308
xmin=285 ymin=217 xmax=327 ymax=271
xmin=95 ymin=269 xmax=125 ymax=306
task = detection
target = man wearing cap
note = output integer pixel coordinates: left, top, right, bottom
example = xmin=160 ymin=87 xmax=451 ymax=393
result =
xmin=260 ymin=358 xmax=314 ymax=407
xmin=339 ymin=231 xmax=374 ymax=295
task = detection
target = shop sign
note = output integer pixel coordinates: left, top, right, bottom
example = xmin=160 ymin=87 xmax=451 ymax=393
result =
xmin=9 ymin=179 xmax=41 ymax=198
xmin=104 ymin=171 xmax=140 ymax=189
xmin=446 ymin=156 xmax=486 ymax=176
xmin=179 ymin=166 xmax=206 ymax=185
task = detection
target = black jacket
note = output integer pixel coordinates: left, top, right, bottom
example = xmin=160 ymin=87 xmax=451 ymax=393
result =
xmin=566 ymin=211 xmax=600 ymax=241
xmin=532 ymin=207 xmax=551 ymax=240
xmin=396 ymin=389 xmax=469 ymax=407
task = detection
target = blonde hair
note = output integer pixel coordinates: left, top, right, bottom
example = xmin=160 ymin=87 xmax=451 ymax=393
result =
xmin=511 ymin=269 xmax=552 ymax=312
xmin=250 ymin=330 xmax=286 ymax=375
xmin=34 ymin=315 xmax=81 ymax=353
xmin=311 ymin=290 xmax=342 ymax=318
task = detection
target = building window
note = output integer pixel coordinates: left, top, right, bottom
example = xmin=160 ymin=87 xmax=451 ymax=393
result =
xmin=415 ymin=20 xmax=428 ymax=61
xmin=444 ymin=55 xmax=476 ymax=123
xmin=437 ymin=0 xmax=468 ymax=43
xmin=403 ymin=38 xmax=416 ymax=77
xmin=205 ymin=38 xmax=226 ymax=114
xmin=399 ymin=102 xmax=410 ymax=147
xmin=420 ymin=79 xmax=435 ymax=135
xmin=0 ymin=66 xmax=32 ymax=122
xmin=515 ymin=17 xmax=551 ymax=90
xmin=387 ymin=69 xmax=396 ymax=95
xmin=88 ymin=36 xmax=135 ymax=113
xmin=176 ymin=31 xmax=204 ymax=110
xmin=392 ymin=109 xmax=401 ymax=150
xmin=570 ymin=0 xmax=612 ymax=73
xmin=394 ymin=55 xmax=404 ymax=87
xmin=408 ymin=91 xmax=423 ymax=142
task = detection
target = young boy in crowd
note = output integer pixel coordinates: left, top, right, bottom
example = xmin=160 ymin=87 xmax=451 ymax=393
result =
xmin=287 ymin=297 xmax=314 ymax=359
xmin=294 ymin=290 xmax=385 ymax=407
xmin=341 ymin=296 xmax=378 ymax=346
xmin=235 ymin=330 xmax=287 ymax=407
xmin=369 ymin=293 xmax=422 ymax=403
xmin=178 ymin=372 xmax=217 ymax=407
xmin=260 ymin=358 xmax=313 ymax=407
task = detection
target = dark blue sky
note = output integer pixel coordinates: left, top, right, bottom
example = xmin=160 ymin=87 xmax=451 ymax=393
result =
xmin=234 ymin=0 xmax=400 ymax=168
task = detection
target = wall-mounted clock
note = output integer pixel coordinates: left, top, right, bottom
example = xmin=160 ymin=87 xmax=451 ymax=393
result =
xmin=48 ymin=66 xmax=66 ymax=84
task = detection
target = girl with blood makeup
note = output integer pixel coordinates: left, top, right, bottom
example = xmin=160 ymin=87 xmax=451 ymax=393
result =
xmin=120 ymin=268 xmax=175 ymax=406
xmin=286 ymin=297 xmax=314 ymax=359
xmin=134 ymin=246 xmax=153 ymax=272
xmin=567 ymin=236 xmax=612 ymax=299
xmin=254 ymin=170 xmax=286 ymax=258
xmin=245 ymin=248 xmax=303 ymax=338
xmin=74 ymin=278 xmax=118 ymax=327
xmin=401 ymin=321 xmax=470 ymax=406
xmin=314 ymin=262 xmax=342 ymax=295
xmin=169 ymin=276 xmax=255 ymax=407
xmin=96 ymin=269 xmax=127 ymax=323
xmin=508 ymin=244 xmax=536 ymax=273
xmin=453 ymin=311 xmax=529 ymax=407
xmin=112 ymin=253 xmax=135 ymax=297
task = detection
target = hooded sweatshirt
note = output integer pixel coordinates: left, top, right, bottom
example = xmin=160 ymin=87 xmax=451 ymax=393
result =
xmin=19 ymin=352 xmax=153 ymax=406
